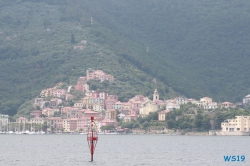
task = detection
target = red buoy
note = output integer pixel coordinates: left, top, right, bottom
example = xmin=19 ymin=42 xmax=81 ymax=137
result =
xmin=87 ymin=117 xmax=98 ymax=162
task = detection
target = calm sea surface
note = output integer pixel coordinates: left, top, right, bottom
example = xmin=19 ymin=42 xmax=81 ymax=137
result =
xmin=0 ymin=134 xmax=249 ymax=166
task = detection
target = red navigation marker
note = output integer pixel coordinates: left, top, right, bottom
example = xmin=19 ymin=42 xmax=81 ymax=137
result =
xmin=87 ymin=117 xmax=98 ymax=162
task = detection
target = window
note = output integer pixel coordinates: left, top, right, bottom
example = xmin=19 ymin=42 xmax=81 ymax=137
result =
xmin=237 ymin=128 xmax=240 ymax=131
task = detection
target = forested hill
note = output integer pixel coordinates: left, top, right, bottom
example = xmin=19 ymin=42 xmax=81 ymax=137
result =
xmin=1 ymin=0 xmax=250 ymax=115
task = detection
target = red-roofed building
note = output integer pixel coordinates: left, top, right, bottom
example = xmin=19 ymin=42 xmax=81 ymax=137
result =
xmin=84 ymin=110 xmax=100 ymax=118
xmin=16 ymin=117 xmax=28 ymax=123
xmin=101 ymin=119 xmax=118 ymax=127
xmin=30 ymin=110 xmax=42 ymax=118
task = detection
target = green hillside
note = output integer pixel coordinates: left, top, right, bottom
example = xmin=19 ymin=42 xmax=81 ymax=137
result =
xmin=1 ymin=0 xmax=250 ymax=115
xmin=0 ymin=0 xmax=175 ymax=115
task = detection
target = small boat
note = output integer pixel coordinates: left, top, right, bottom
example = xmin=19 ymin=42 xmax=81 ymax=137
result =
xmin=80 ymin=132 xmax=87 ymax=135
xmin=7 ymin=131 xmax=14 ymax=134
xmin=29 ymin=131 xmax=36 ymax=135
xmin=23 ymin=130 xmax=30 ymax=134
xmin=0 ymin=131 xmax=6 ymax=134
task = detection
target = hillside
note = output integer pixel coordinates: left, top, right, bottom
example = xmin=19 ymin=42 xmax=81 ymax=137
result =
xmin=0 ymin=0 xmax=175 ymax=115
xmin=1 ymin=0 xmax=250 ymax=115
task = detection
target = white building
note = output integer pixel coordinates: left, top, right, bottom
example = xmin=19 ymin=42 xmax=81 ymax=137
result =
xmin=0 ymin=114 xmax=9 ymax=127
xmin=243 ymin=95 xmax=250 ymax=106
xmin=175 ymin=97 xmax=187 ymax=105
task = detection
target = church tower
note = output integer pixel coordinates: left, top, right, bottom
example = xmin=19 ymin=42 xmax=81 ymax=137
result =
xmin=153 ymin=89 xmax=159 ymax=102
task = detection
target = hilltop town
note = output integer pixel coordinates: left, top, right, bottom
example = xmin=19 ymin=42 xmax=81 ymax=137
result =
xmin=1 ymin=68 xmax=250 ymax=134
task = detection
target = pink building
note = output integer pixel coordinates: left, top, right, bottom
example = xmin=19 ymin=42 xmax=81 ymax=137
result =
xmin=105 ymin=109 xmax=117 ymax=120
xmin=70 ymin=118 xmax=78 ymax=131
xmin=131 ymin=101 xmax=141 ymax=111
xmin=101 ymin=119 xmax=118 ymax=127
xmin=99 ymin=92 xmax=108 ymax=100
xmin=105 ymin=95 xmax=118 ymax=110
xmin=91 ymin=92 xmax=99 ymax=98
xmin=47 ymin=117 xmax=63 ymax=130
xmin=77 ymin=117 xmax=89 ymax=132
xmin=30 ymin=118 xmax=47 ymax=125
xmin=16 ymin=117 xmax=28 ymax=123
xmin=65 ymin=94 xmax=74 ymax=101
xmin=84 ymin=110 xmax=100 ymax=118
xmin=122 ymin=102 xmax=132 ymax=110
xmin=124 ymin=114 xmax=137 ymax=122
xmin=30 ymin=110 xmax=42 ymax=118
xmin=86 ymin=69 xmax=114 ymax=82
xmin=129 ymin=109 xmax=137 ymax=115
xmin=76 ymin=77 xmax=87 ymax=84
xmin=129 ymin=95 xmax=145 ymax=102
xmin=66 ymin=109 xmax=84 ymax=119
xmin=75 ymin=84 xmax=85 ymax=92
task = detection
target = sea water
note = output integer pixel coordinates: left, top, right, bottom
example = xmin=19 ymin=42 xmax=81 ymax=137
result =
xmin=0 ymin=134 xmax=249 ymax=166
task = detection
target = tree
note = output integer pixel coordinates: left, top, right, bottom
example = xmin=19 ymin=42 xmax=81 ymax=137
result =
xmin=167 ymin=119 xmax=176 ymax=129
xmin=71 ymin=34 xmax=75 ymax=43
xmin=142 ymin=121 xmax=150 ymax=130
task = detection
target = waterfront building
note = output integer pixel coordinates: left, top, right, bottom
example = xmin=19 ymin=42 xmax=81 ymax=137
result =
xmin=216 ymin=115 xmax=250 ymax=136
xmin=77 ymin=117 xmax=89 ymax=132
xmin=16 ymin=117 xmax=28 ymax=123
xmin=0 ymin=114 xmax=9 ymax=126
xmin=30 ymin=118 xmax=47 ymax=125
xmin=47 ymin=117 xmax=63 ymax=130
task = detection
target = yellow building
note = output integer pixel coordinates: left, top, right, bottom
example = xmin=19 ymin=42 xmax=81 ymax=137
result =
xmin=158 ymin=110 xmax=169 ymax=121
xmin=105 ymin=109 xmax=117 ymax=120
xmin=139 ymin=100 xmax=159 ymax=117
xmin=221 ymin=116 xmax=250 ymax=132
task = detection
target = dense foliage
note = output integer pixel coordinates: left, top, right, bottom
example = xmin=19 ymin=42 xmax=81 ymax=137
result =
xmin=1 ymin=0 xmax=250 ymax=115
